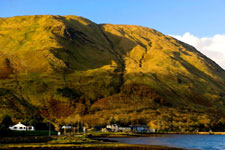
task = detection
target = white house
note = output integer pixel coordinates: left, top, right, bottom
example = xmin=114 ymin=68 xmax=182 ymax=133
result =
xmin=106 ymin=124 xmax=119 ymax=132
xmin=62 ymin=125 xmax=72 ymax=129
xmin=118 ymin=127 xmax=131 ymax=132
xmin=9 ymin=122 xmax=35 ymax=131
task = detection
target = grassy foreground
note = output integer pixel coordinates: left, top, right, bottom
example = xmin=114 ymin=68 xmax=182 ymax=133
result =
xmin=0 ymin=134 xmax=186 ymax=150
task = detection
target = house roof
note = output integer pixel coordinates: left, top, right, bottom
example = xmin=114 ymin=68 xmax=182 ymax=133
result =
xmin=12 ymin=122 xmax=26 ymax=127
xmin=62 ymin=125 xmax=72 ymax=129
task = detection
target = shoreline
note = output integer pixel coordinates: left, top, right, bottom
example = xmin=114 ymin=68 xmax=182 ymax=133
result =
xmin=1 ymin=132 xmax=223 ymax=150
xmin=0 ymin=143 xmax=187 ymax=150
xmin=0 ymin=133 xmax=189 ymax=150
xmin=3 ymin=132 xmax=223 ymax=150
xmin=88 ymin=132 xmax=225 ymax=139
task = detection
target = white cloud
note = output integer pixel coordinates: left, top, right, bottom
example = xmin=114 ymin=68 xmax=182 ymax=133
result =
xmin=172 ymin=32 xmax=225 ymax=70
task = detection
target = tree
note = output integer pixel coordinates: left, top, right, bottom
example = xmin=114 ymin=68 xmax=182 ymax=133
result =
xmin=110 ymin=117 xmax=116 ymax=124
xmin=1 ymin=114 xmax=13 ymax=127
xmin=148 ymin=120 xmax=158 ymax=130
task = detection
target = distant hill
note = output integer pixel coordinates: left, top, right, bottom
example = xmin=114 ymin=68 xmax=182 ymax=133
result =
xmin=0 ymin=15 xmax=225 ymax=132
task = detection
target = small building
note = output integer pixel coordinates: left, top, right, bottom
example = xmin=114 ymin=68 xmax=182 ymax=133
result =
xmin=130 ymin=125 xmax=150 ymax=133
xmin=61 ymin=125 xmax=73 ymax=134
xmin=149 ymin=128 xmax=156 ymax=133
xmin=106 ymin=124 xmax=119 ymax=132
xmin=9 ymin=122 xmax=35 ymax=131
xmin=118 ymin=127 xmax=131 ymax=132
xmin=62 ymin=125 xmax=72 ymax=129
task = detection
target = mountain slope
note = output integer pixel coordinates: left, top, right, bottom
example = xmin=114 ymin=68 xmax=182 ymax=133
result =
xmin=0 ymin=15 xmax=225 ymax=131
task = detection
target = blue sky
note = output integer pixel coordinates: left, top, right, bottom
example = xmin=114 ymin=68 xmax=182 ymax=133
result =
xmin=0 ymin=0 xmax=225 ymax=37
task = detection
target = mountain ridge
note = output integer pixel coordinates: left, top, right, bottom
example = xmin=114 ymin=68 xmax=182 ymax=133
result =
xmin=0 ymin=15 xmax=225 ymax=131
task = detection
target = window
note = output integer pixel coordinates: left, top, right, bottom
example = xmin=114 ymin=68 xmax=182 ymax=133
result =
xmin=20 ymin=127 xmax=22 ymax=129
xmin=14 ymin=127 xmax=17 ymax=129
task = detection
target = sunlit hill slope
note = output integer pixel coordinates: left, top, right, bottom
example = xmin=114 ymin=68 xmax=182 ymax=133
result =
xmin=0 ymin=15 xmax=225 ymax=131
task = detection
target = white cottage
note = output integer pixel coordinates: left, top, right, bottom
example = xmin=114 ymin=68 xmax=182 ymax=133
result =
xmin=118 ymin=127 xmax=131 ymax=132
xmin=9 ymin=122 xmax=35 ymax=131
xmin=106 ymin=124 xmax=119 ymax=132
xmin=62 ymin=125 xmax=72 ymax=129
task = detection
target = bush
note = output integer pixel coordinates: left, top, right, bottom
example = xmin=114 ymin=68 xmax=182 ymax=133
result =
xmin=1 ymin=114 xmax=13 ymax=127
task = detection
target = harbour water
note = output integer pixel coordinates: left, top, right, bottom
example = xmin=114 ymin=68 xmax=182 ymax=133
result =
xmin=107 ymin=134 xmax=225 ymax=150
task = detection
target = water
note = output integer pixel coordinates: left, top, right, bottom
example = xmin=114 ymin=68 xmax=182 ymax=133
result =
xmin=106 ymin=135 xmax=225 ymax=150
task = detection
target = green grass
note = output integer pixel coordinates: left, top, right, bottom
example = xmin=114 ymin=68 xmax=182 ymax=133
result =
xmin=9 ymin=130 xmax=57 ymax=136
xmin=50 ymin=135 xmax=96 ymax=144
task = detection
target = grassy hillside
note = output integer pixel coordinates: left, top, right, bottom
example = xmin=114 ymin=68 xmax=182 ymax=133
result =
xmin=0 ymin=15 xmax=225 ymax=132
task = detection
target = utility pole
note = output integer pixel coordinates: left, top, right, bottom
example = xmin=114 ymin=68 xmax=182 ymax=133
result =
xmin=49 ymin=121 xmax=51 ymax=136
xmin=77 ymin=120 xmax=79 ymax=134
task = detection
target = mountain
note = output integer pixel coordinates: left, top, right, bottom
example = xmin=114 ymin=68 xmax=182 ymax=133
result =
xmin=0 ymin=15 xmax=225 ymax=131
